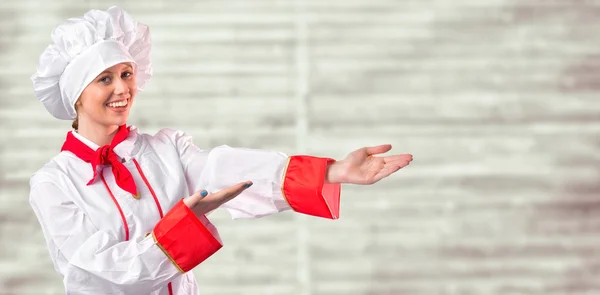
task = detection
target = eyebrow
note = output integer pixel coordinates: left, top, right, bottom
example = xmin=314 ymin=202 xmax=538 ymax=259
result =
xmin=99 ymin=65 xmax=134 ymax=75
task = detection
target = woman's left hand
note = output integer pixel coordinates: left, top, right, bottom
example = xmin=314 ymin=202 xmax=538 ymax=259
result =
xmin=326 ymin=144 xmax=413 ymax=185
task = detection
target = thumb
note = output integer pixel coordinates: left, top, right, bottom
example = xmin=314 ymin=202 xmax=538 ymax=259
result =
xmin=364 ymin=144 xmax=392 ymax=156
xmin=184 ymin=189 xmax=209 ymax=208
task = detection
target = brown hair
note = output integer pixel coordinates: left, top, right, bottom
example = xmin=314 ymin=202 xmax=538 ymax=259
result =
xmin=72 ymin=99 xmax=82 ymax=130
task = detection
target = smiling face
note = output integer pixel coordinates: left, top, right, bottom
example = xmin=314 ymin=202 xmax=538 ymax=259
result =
xmin=75 ymin=62 xmax=137 ymax=131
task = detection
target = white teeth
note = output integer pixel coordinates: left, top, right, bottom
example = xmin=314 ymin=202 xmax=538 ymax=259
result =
xmin=107 ymin=100 xmax=127 ymax=108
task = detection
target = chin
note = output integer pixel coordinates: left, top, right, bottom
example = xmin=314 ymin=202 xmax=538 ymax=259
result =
xmin=107 ymin=116 xmax=129 ymax=127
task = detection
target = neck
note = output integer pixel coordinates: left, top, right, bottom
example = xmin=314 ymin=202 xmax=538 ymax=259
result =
xmin=76 ymin=123 xmax=121 ymax=146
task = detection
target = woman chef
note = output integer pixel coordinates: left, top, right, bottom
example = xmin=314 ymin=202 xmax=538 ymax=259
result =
xmin=29 ymin=6 xmax=413 ymax=295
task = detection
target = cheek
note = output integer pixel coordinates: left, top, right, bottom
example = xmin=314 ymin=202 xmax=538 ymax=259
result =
xmin=128 ymin=79 xmax=137 ymax=95
xmin=80 ymin=86 xmax=112 ymax=111
xmin=128 ymin=84 xmax=137 ymax=101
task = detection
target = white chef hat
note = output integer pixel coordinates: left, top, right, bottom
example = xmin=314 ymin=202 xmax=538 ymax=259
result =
xmin=31 ymin=6 xmax=152 ymax=120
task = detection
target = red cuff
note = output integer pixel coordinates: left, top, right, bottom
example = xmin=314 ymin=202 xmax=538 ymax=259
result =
xmin=152 ymin=199 xmax=223 ymax=273
xmin=281 ymin=155 xmax=341 ymax=219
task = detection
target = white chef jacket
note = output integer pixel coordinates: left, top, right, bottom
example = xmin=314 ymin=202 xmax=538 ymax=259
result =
xmin=29 ymin=126 xmax=341 ymax=295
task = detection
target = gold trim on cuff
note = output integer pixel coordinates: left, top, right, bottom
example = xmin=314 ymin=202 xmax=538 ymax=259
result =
xmin=152 ymin=231 xmax=185 ymax=273
xmin=132 ymin=191 xmax=141 ymax=200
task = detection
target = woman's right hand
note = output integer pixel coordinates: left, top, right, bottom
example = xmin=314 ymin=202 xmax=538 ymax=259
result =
xmin=183 ymin=181 xmax=253 ymax=216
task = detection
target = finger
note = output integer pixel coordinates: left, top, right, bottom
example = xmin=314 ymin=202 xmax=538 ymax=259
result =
xmin=184 ymin=189 xmax=211 ymax=209
xmin=364 ymin=144 xmax=392 ymax=156
xmin=193 ymin=181 xmax=253 ymax=214
xmin=192 ymin=189 xmax=211 ymax=202
xmin=203 ymin=181 xmax=252 ymax=205
xmin=383 ymin=154 xmax=413 ymax=163
xmin=369 ymin=160 xmax=411 ymax=183
xmin=219 ymin=181 xmax=253 ymax=196
xmin=384 ymin=158 xmax=412 ymax=168
xmin=372 ymin=165 xmax=402 ymax=183
xmin=384 ymin=162 xmax=410 ymax=172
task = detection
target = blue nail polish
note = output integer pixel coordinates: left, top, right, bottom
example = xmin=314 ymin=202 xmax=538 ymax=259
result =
xmin=200 ymin=190 xmax=208 ymax=197
xmin=243 ymin=183 xmax=253 ymax=188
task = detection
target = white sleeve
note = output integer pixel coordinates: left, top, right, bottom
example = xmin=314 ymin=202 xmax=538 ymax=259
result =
xmin=163 ymin=128 xmax=342 ymax=220
xmin=164 ymin=128 xmax=292 ymax=219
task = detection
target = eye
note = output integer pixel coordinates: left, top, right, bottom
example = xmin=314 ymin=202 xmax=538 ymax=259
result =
xmin=122 ymin=71 xmax=133 ymax=79
xmin=99 ymin=76 xmax=111 ymax=84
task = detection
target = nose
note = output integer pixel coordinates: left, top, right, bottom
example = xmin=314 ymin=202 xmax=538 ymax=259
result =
xmin=113 ymin=77 xmax=130 ymax=96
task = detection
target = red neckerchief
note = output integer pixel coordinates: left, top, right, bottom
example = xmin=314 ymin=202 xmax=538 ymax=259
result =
xmin=61 ymin=125 xmax=137 ymax=195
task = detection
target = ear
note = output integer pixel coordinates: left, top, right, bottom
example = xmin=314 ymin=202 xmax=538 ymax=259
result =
xmin=74 ymin=99 xmax=82 ymax=110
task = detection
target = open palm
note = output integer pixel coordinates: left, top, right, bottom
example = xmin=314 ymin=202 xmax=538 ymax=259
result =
xmin=339 ymin=144 xmax=412 ymax=185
